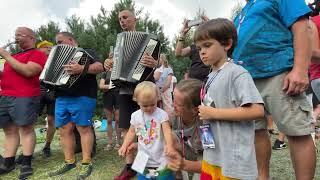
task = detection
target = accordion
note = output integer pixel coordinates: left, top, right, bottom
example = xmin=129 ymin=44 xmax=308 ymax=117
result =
xmin=111 ymin=31 xmax=161 ymax=87
xmin=39 ymin=44 xmax=91 ymax=88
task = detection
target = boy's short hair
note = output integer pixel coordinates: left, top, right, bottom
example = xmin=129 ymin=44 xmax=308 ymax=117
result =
xmin=133 ymin=81 xmax=158 ymax=102
xmin=194 ymin=18 xmax=237 ymax=57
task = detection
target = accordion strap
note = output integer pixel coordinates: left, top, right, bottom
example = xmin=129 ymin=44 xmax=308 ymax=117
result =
xmin=81 ymin=61 xmax=91 ymax=77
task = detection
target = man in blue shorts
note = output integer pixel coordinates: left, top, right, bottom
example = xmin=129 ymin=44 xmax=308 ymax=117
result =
xmin=48 ymin=32 xmax=103 ymax=179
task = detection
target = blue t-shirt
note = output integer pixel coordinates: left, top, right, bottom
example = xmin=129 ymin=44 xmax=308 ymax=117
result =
xmin=233 ymin=0 xmax=310 ymax=79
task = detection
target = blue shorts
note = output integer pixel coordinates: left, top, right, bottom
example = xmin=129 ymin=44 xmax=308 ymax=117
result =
xmin=55 ymin=96 xmax=96 ymax=128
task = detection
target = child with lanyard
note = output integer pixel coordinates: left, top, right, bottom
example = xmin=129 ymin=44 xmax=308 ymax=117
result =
xmin=118 ymin=81 xmax=176 ymax=180
xmin=168 ymin=18 xmax=265 ymax=180
xmin=172 ymin=78 xmax=204 ymax=180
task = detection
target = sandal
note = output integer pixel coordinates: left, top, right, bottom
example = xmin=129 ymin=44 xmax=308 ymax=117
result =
xmin=104 ymin=144 xmax=113 ymax=151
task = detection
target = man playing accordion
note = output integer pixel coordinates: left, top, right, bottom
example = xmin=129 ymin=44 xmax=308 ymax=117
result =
xmin=104 ymin=9 xmax=159 ymax=180
xmin=47 ymin=32 xmax=103 ymax=179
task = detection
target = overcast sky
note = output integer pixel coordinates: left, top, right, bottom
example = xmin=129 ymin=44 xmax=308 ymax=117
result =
xmin=0 ymin=0 xmax=314 ymax=45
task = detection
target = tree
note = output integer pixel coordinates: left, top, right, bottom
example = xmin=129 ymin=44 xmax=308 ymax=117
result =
xmin=61 ymin=0 xmax=171 ymax=117
xmin=230 ymin=2 xmax=243 ymax=20
xmin=36 ymin=21 xmax=60 ymax=44
xmin=166 ymin=8 xmax=208 ymax=81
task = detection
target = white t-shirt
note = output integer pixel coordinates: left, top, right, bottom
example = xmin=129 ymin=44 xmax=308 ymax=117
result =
xmin=130 ymin=107 xmax=169 ymax=167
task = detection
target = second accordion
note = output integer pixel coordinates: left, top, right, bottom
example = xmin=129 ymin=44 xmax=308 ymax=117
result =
xmin=111 ymin=31 xmax=161 ymax=87
xmin=39 ymin=44 xmax=92 ymax=88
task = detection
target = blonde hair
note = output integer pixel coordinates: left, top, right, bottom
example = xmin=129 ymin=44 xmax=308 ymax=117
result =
xmin=133 ymin=81 xmax=158 ymax=102
xmin=175 ymin=79 xmax=203 ymax=108
xmin=37 ymin=40 xmax=53 ymax=48
xmin=160 ymin=54 xmax=169 ymax=67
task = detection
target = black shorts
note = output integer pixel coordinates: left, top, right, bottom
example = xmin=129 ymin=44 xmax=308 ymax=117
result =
xmin=39 ymin=91 xmax=55 ymax=116
xmin=118 ymin=94 xmax=139 ymax=129
xmin=0 ymin=96 xmax=40 ymax=128
xmin=103 ymin=89 xmax=120 ymax=111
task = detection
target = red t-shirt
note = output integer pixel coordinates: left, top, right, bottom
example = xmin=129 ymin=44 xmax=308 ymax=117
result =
xmin=1 ymin=49 xmax=46 ymax=97
xmin=310 ymin=15 xmax=320 ymax=80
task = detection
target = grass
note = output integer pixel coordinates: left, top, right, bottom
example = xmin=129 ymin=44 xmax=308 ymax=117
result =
xmin=0 ymin=129 xmax=319 ymax=180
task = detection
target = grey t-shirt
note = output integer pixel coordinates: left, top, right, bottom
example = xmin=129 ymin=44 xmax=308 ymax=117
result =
xmin=172 ymin=117 xmax=203 ymax=161
xmin=202 ymin=62 xmax=263 ymax=179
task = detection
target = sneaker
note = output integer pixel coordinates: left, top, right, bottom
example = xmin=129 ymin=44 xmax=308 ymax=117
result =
xmin=19 ymin=165 xmax=33 ymax=180
xmin=42 ymin=147 xmax=51 ymax=158
xmin=48 ymin=162 xmax=76 ymax=177
xmin=272 ymin=139 xmax=287 ymax=150
xmin=77 ymin=163 xmax=93 ymax=180
xmin=114 ymin=165 xmax=137 ymax=180
xmin=0 ymin=161 xmax=15 ymax=175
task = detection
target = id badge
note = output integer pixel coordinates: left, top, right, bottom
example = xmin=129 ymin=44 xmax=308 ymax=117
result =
xmin=132 ymin=151 xmax=149 ymax=174
xmin=199 ymin=124 xmax=215 ymax=149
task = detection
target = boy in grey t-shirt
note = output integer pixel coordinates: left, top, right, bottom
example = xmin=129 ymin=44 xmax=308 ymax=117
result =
xmin=196 ymin=19 xmax=264 ymax=179
xmin=167 ymin=18 xmax=264 ymax=180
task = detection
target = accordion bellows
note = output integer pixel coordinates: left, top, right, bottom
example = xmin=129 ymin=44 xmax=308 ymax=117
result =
xmin=39 ymin=44 xmax=91 ymax=88
xmin=111 ymin=31 xmax=161 ymax=87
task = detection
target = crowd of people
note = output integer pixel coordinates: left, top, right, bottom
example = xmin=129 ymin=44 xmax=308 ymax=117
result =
xmin=0 ymin=0 xmax=320 ymax=179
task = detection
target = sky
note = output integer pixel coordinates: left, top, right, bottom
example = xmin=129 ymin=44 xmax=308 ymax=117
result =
xmin=0 ymin=0 xmax=315 ymax=45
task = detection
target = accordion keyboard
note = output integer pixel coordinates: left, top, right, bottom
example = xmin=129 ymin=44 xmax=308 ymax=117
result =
xmin=132 ymin=38 xmax=158 ymax=80
xmin=40 ymin=44 xmax=91 ymax=88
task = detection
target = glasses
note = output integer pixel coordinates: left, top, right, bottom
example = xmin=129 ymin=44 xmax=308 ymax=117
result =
xmin=15 ymin=34 xmax=30 ymax=38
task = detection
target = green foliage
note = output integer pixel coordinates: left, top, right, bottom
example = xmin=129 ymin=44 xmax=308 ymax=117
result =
xmin=36 ymin=21 xmax=60 ymax=44
xmin=62 ymin=0 xmax=170 ymax=117
xmin=230 ymin=2 xmax=243 ymax=20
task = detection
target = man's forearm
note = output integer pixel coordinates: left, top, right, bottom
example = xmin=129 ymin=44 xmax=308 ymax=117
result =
xmin=292 ymin=18 xmax=312 ymax=73
xmin=87 ymin=62 xmax=103 ymax=74
xmin=4 ymin=54 xmax=40 ymax=77
xmin=175 ymin=40 xmax=185 ymax=57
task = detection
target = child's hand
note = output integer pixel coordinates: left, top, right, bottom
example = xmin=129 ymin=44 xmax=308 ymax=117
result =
xmin=198 ymin=105 xmax=214 ymax=120
xmin=126 ymin=143 xmax=138 ymax=155
xmin=166 ymin=151 xmax=184 ymax=172
xmin=164 ymin=145 xmax=176 ymax=157
xmin=118 ymin=145 xmax=127 ymax=157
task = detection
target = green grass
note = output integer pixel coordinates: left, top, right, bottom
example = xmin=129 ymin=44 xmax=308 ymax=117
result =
xmin=0 ymin=130 xmax=319 ymax=180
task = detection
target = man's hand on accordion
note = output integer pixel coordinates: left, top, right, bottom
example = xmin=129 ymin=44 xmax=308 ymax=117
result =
xmin=63 ymin=62 xmax=84 ymax=75
xmin=104 ymin=58 xmax=113 ymax=71
xmin=141 ymin=53 xmax=157 ymax=68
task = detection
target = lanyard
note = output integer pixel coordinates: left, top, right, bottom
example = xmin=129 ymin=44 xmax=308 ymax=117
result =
xmin=237 ymin=0 xmax=257 ymax=34
xmin=200 ymin=61 xmax=229 ymax=103
xmin=179 ymin=117 xmax=199 ymax=158
xmin=142 ymin=112 xmax=151 ymax=143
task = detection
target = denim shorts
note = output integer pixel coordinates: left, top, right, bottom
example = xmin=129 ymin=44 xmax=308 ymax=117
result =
xmin=55 ymin=96 xmax=96 ymax=128
xmin=0 ymin=96 xmax=40 ymax=128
